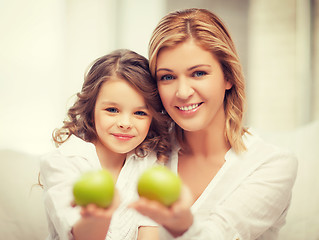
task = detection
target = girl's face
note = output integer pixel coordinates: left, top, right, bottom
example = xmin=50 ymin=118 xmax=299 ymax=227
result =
xmin=156 ymin=39 xmax=232 ymax=132
xmin=94 ymin=77 xmax=152 ymax=154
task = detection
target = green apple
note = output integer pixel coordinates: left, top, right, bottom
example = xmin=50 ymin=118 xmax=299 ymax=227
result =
xmin=73 ymin=169 xmax=115 ymax=208
xmin=137 ymin=165 xmax=182 ymax=206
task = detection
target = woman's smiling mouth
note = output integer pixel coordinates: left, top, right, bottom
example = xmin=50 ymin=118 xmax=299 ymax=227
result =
xmin=176 ymin=103 xmax=203 ymax=113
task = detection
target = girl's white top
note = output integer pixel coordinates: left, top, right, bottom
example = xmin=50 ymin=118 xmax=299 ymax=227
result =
xmin=160 ymin=130 xmax=298 ymax=240
xmin=40 ymin=135 xmax=157 ymax=240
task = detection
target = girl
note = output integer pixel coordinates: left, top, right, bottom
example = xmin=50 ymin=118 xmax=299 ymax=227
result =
xmin=40 ymin=49 xmax=170 ymax=240
xmin=131 ymin=8 xmax=298 ymax=240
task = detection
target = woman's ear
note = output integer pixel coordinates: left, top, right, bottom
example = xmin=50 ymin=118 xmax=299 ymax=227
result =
xmin=225 ymin=80 xmax=233 ymax=90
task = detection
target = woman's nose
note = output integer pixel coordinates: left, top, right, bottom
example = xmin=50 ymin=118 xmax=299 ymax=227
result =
xmin=176 ymin=79 xmax=194 ymax=99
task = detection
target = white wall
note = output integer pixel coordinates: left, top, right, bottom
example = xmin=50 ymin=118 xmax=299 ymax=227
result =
xmin=0 ymin=0 xmax=67 ymax=154
xmin=247 ymin=0 xmax=318 ymax=131
xmin=114 ymin=0 xmax=166 ymax=57
xmin=0 ymin=0 xmax=165 ymax=155
xmin=247 ymin=0 xmax=298 ymax=131
xmin=1 ymin=0 xmax=317 ymax=155
xmin=314 ymin=0 xmax=319 ymax=120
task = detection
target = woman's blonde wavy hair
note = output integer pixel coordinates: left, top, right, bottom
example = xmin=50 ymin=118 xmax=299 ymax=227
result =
xmin=149 ymin=8 xmax=248 ymax=153
xmin=54 ymin=49 xmax=171 ymax=163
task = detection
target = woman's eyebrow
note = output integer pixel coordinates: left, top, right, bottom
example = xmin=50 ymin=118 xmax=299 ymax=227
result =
xmin=188 ymin=64 xmax=211 ymax=71
xmin=157 ymin=64 xmax=211 ymax=73
xmin=156 ymin=68 xmax=173 ymax=73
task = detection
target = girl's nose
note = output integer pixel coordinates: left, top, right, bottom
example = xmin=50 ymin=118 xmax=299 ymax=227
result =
xmin=176 ymin=79 xmax=194 ymax=99
xmin=117 ymin=116 xmax=132 ymax=129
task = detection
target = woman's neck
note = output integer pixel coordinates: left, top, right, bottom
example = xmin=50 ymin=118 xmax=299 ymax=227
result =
xmin=184 ymin=126 xmax=230 ymax=158
xmin=182 ymin=107 xmax=230 ymax=159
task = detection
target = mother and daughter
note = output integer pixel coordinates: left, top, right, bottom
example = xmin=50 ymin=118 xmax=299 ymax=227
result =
xmin=40 ymin=8 xmax=297 ymax=240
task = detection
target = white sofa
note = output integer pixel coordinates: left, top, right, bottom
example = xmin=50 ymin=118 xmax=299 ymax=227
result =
xmin=0 ymin=149 xmax=48 ymax=239
xmin=0 ymin=121 xmax=318 ymax=240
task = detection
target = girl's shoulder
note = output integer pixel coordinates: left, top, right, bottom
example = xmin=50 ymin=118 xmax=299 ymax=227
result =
xmin=40 ymin=136 xmax=100 ymax=179
xmin=125 ymin=150 xmax=158 ymax=171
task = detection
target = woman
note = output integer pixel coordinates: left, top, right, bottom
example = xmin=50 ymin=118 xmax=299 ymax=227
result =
xmin=131 ymin=8 xmax=298 ymax=240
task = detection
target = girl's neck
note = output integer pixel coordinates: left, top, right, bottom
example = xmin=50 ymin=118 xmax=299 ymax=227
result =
xmin=94 ymin=141 xmax=127 ymax=180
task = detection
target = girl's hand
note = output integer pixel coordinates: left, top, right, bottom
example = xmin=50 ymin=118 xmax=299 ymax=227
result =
xmin=71 ymin=190 xmax=120 ymax=240
xmin=130 ymin=186 xmax=194 ymax=237
xmin=79 ymin=189 xmax=120 ymax=221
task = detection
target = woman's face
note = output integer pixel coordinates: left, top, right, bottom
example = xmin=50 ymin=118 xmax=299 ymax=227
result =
xmin=155 ymin=39 xmax=232 ymax=132
xmin=94 ymin=77 xmax=152 ymax=154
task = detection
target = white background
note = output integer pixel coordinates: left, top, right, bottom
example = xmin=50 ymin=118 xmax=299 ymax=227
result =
xmin=0 ymin=0 xmax=318 ymax=155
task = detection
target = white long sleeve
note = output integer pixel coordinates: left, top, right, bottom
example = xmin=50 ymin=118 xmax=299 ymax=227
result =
xmin=40 ymin=136 xmax=157 ymax=240
xmin=161 ymin=131 xmax=298 ymax=240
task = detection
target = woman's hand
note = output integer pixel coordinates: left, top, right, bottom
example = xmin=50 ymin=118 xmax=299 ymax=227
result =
xmin=130 ymin=185 xmax=194 ymax=237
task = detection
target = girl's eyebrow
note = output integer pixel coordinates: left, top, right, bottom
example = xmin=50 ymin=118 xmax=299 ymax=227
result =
xmin=100 ymin=101 xmax=148 ymax=110
xmin=135 ymin=105 xmax=149 ymax=110
xmin=100 ymin=101 xmax=119 ymax=105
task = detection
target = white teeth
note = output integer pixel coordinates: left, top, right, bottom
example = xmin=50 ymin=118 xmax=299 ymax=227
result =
xmin=179 ymin=103 xmax=199 ymax=111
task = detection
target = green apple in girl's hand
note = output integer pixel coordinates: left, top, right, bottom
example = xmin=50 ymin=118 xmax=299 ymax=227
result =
xmin=137 ymin=165 xmax=182 ymax=206
xmin=73 ymin=169 xmax=115 ymax=208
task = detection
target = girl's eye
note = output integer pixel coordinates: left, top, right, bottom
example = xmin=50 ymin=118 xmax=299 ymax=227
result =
xmin=159 ymin=74 xmax=174 ymax=81
xmin=105 ymin=107 xmax=118 ymax=113
xmin=134 ymin=111 xmax=148 ymax=116
xmin=193 ymin=71 xmax=207 ymax=77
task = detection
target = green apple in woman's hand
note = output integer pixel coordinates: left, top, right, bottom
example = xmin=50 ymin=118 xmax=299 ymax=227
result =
xmin=73 ymin=169 xmax=115 ymax=208
xmin=137 ymin=165 xmax=182 ymax=206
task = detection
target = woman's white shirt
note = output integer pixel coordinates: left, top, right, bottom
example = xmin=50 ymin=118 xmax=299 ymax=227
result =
xmin=160 ymin=130 xmax=298 ymax=240
xmin=40 ymin=135 xmax=157 ymax=240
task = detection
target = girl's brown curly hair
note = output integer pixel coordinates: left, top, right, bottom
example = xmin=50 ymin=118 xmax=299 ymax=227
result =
xmin=53 ymin=49 xmax=171 ymax=163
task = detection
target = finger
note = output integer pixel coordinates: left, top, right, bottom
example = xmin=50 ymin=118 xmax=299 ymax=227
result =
xmin=110 ymin=189 xmax=120 ymax=209
xmin=70 ymin=200 xmax=77 ymax=208
xmin=132 ymin=198 xmax=173 ymax=223
xmin=80 ymin=203 xmax=97 ymax=217
xmin=171 ymin=185 xmax=193 ymax=214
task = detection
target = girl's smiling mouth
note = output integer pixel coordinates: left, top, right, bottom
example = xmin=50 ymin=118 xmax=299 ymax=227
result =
xmin=112 ymin=133 xmax=134 ymax=141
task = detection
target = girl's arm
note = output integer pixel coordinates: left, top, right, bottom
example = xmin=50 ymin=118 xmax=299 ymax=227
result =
xmin=72 ymin=191 xmax=120 ymax=240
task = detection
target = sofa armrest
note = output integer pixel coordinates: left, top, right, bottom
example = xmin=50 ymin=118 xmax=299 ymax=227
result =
xmin=0 ymin=150 xmax=48 ymax=240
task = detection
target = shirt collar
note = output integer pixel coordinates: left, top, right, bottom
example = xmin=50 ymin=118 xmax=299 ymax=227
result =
xmin=58 ymin=135 xmax=100 ymax=167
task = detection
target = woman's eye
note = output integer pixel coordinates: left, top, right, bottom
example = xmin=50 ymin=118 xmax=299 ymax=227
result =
xmin=134 ymin=111 xmax=148 ymax=116
xmin=159 ymin=74 xmax=174 ymax=81
xmin=193 ymin=71 xmax=207 ymax=77
xmin=105 ymin=107 xmax=118 ymax=113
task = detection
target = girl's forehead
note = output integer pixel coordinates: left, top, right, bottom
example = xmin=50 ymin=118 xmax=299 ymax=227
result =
xmin=97 ymin=78 xmax=145 ymax=103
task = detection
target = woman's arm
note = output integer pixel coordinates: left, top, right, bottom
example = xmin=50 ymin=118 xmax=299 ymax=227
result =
xmin=132 ymin=152 xmax=298 ymax=239
xmin=137 ymin=226 xmax=159 ymax=240
xmin=131 ymin=186 xmax=194 ymax=237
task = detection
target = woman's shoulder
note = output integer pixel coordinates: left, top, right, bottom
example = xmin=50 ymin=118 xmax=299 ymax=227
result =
xmin=240 ymin=129 xmax=298 ymax=173
xmin=244 ymin=129 xmax=295 ymax=153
